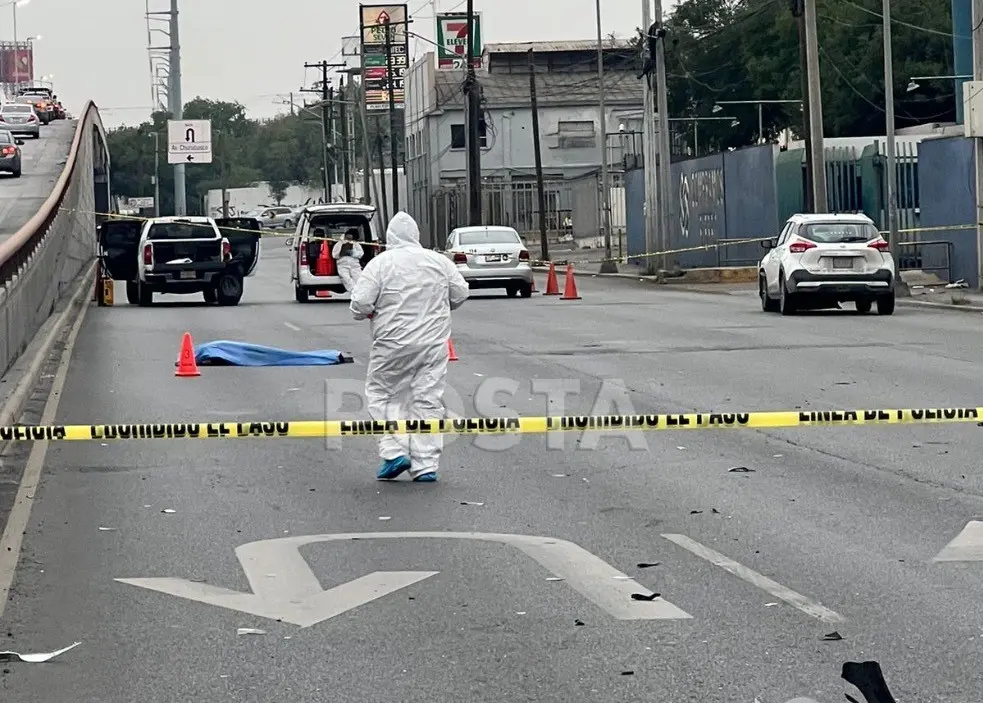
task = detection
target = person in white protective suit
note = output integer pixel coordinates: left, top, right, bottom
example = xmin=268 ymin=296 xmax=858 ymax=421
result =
xmin=332 ymin=228 xmax=364 ymax=292
xmin=349 ymin=211 xmax=469 ymax=482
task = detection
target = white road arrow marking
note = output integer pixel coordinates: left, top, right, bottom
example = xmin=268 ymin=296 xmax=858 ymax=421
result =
xmin=933 ymin=520 xmax=983 ymax=561
xmin=117 ymin=532 xmax=691 ymax=626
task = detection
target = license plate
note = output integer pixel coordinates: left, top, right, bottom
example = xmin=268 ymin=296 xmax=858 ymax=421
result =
xmin=484 ymin=254 xmax=504 ymax=263
xmin=179 ymin=270 xmax=196 ymax=279
xmin=832 ymin=258 xmax=854 ymax=269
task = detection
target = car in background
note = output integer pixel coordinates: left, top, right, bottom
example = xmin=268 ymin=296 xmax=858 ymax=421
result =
xmin=444 ymin=225 xmax=534 ymax=298
xmin=0 ymin=129 xmax=24 ymax=177
xmin=0 ymin=102 xmax=40 ymax=139
xmin=286 ymin=203 xmax=382 ymax=302
xmin=17 ymin=93 xmax=53 ymax=123
xmin=247 ymin=205 xmax=295 ymax=229
xmin=758 ymin=213 xmax=895 ymax=316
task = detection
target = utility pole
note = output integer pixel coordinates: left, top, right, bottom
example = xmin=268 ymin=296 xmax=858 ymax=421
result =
xmin=168 ymin=0 xmax=186 ymax=215
xmin=303 ymin=60 xmax=345 ymax=202
xmin=383 ymin=16 xmax=400 ymax=212
xmin=358 ymin=80 xmax=373 ymax=204
xmin=640 ymin=2 xmax=659 ymax=275
xmin=339 ymin=75 xmax=352 ymax=202
xmin=653 ymin=6 xmax=673 ymax=270
xmin=464 ymin=0 xmax=482 ymax=225
xmin=376 ymin=126 xmax=390 ymax=224
xmin=792 ymin=0 xmax=814 ymax=211
xmin=327 ymin=83 xmax=335 ymax=201
xmin=973 ymin=0 xmax=983 ymax=287
xmin=882 ymin=0 xmax=900 ymax=277
xmin=152 ymin=131 xmax=161 ymax=217
xmin=595 ymin=0 xmax=617 ymax=273
xmin=528 ymin=49 xmax=549 ymax=262
xmin=803 ymin=0 xmax=827 ymax=212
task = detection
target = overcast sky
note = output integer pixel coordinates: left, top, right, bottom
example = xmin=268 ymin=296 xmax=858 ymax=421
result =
xmin=26 ymin=0 xmax=655 ymax=129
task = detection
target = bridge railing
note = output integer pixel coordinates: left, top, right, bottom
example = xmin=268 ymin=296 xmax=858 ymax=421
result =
xmin=0 ymin=100 xmax=110 ymax=377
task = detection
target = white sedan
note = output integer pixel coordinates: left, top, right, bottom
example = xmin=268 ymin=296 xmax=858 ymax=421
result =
xmin=444 ymin=225 xmax=534 ymax=298
xmin=758 ymin=213 xmax=896 ymax=315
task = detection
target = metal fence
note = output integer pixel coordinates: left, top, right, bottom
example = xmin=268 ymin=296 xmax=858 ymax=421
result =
xmin=430 ymin=180 xmax=575 ymax=249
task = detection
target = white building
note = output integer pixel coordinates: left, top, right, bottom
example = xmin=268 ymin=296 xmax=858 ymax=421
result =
xmin=403 ymin=39 xmax=644 ymax=246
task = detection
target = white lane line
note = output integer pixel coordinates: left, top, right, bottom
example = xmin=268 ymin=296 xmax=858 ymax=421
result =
xmin=661 ymin=533 xmax=845 ymax=624
xmin=283 ymin=321 xmax=302 ymax=331
xmin=0 ymin=275 xmax=92 ymax=618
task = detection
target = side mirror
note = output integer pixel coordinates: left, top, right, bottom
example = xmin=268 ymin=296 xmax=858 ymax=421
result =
xmin=14 ymin=139 xmax=23 ymax=145
xmin=284 ymin=237 xmax=294 ymax=247
xmin=760 ymin=239 xmax=776 ymax=249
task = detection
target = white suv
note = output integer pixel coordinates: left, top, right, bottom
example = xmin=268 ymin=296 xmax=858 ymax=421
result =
xmin=758 ymin=213 xmax=896 ymax=316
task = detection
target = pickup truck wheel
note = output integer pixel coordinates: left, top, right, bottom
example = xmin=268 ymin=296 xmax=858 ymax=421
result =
xmin=125 ymin=281 xmax=139 ymax=305
xmin=137 ymin=282 xmax=153 ymax=307
xmin=215 ymin=273 xmax=243 ymax=306
xmin=203 ymin=287 xmax=217 ymax=303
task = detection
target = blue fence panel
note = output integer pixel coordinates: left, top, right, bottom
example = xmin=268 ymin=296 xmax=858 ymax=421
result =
xmin=916 ymin=137 xmax=976 ymax=284
xmin=625 ymin=168 xmax=645 ymax=264
xmin=721 ymin=145 xmax=778 ymax=266
xmin=670 ymin=153 xmax=726 ymax=268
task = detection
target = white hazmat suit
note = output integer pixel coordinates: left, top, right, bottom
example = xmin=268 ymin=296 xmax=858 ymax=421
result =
xmin=332 ymin=237 xmax=364 ymax=291
xmin=350 ymin=212 xmax=469 ymax=480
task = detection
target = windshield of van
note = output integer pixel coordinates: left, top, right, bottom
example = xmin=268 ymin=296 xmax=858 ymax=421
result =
xmin=799 ymin=222 xmax=878 ymax=243
xmin=458 ymin=230 xmax=521 ymax=245
xmin=147 ymin=221 xmax=216 ymax=240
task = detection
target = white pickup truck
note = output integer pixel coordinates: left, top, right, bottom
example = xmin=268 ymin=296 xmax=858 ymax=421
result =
xmin=98 ymin=215 xmax=260 ymax=306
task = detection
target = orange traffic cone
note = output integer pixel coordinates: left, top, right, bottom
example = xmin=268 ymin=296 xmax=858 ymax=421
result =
xmin=543 ymin=262 xmax=560 ymax=295
xmin=447 ymin=338 xmax=459 ymax=361
xmin=560 ymin=264 xmax=581 ymax=301
xmin=175 ymin=332 xmax=200 ymax=377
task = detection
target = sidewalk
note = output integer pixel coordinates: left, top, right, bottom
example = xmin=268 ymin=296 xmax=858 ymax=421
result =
xmin=535 ymin=254 xmax=983 ymax=313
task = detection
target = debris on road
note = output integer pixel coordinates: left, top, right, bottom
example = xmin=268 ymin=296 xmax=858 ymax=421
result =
xmin=378 ymin=516 xmax=391 ymax=521
xmin=97 ymin=527 xmax=116 ymax=531
xmin=636 ymin=562 xmax=660 ymax=568
xmin=460 ymin=501 xmax=484 ymax=506
xmin=574 ymin=619 xmax=585 ymax=626
xmin=822 ymin=631 xmax=844 ymax=641
xmin=728 ymin=466 xmax=754 ymax=473
xmin=0 ymin=641 xmax=81 ymax=663
xmin=236 ymin=628 xmax=266 ymax=636
xmin=631 ymin=592 xmax=661 ymax=601
xmin=161 ymin=509 xmax=176 ymax=514
xmin=546 ymin=577 xmax=563 ymax=582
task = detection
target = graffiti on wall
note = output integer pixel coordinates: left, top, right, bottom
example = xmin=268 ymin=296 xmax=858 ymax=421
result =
xmin=679 ymin=166 xmax=724 ymax=243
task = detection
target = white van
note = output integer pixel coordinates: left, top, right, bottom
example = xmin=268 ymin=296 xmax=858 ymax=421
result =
xmin=286 ymin=203 xmax=382 ymax=302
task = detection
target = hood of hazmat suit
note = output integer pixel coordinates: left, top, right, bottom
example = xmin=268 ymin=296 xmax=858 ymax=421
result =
xmin=349 ymin=211 xmax=469 ymax=350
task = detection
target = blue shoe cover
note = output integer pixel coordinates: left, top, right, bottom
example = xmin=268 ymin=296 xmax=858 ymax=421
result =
xmin=413 ymin=472 xmax=438 ymax=482
xmin=377 ymin=456 xmax=411 ymax=480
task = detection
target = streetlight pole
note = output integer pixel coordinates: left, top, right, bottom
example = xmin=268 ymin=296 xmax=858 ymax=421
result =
xmin=595 ymin=0 xmax=617 ymax=273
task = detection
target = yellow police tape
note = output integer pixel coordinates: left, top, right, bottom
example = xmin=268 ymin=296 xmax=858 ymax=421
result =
xmin=1 ymin=407 xmax=980 ymax=441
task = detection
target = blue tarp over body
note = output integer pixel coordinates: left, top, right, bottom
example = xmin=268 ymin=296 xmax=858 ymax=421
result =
xmin=193 ymin=341 xmax=351 ymax=367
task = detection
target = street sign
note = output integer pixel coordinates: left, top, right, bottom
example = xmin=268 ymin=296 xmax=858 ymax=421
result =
xmin=116 ymin=532 xmax=691 ymax=627
xmin=167 ymin=119 xmax=212 ymax=164
xmin=359 ymin=4 xmax=409 ymax=111
xmin=435 ymin=12 xmax=483 ymax=70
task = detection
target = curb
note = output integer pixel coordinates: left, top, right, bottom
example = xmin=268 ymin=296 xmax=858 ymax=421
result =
xmin=897 ymin=299 xmax=983 ymax=313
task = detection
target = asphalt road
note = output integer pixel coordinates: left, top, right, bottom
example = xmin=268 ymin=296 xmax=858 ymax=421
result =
xmin=3 ymin=245 xmax=983 ymax=702
xmin=0 ymin=119 xmax=76 ymax=242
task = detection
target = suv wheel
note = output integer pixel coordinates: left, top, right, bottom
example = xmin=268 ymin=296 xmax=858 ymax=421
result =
xmin=779 ymin=273 xmax=796 ymax=315
xmin=877 ymin=293 xmax=895 ymax=315
xmin=760 ymin=274 xmax=779 ymax=312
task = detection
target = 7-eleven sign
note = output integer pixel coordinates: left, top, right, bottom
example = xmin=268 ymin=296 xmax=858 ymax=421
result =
xmin=435 ymin=12 xmax=482 ymax=69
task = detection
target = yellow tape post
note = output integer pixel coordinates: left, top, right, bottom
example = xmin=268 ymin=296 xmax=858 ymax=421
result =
xmin=1 ymin=407 xmax=980 ymax=441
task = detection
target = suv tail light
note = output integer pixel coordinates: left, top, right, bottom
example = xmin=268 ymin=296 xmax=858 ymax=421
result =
xmin=518 ymin=250 xmax=530 ymax=261
xmin=868 ymin=239 xmax=890 ymax=252
xmin=142 ymin=243 xmax=153 ymax=266
xmin=222 ymin=239 xmax=232 ymax=261
xmin=299 ymin=243 xmax=308 ymax=265
xmin=452 ymin=252 xmax=468 ymax=264
xmin=788 ymin=239 xmax=816 ymax=253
